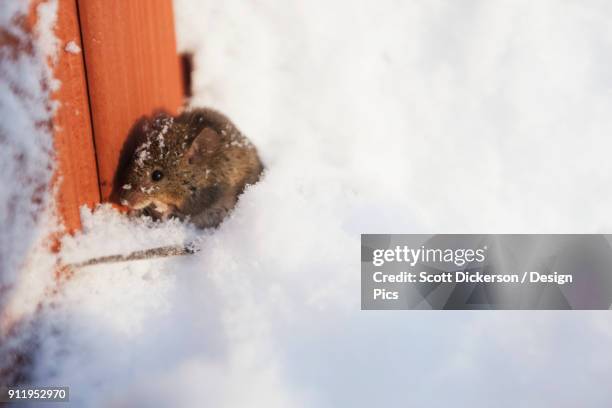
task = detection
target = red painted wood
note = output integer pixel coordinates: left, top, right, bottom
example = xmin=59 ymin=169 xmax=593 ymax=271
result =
xmin=26 ymin=0 xmax=100 ymax=233
xmin=77 ymin=0 xmax=184 ymax=200
xmin=51 ymin=0 xmax=100 ymax=232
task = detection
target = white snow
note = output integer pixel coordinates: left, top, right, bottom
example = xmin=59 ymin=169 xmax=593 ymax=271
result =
xmin=0 ymin=1 xmax=58 ymax=328
xmin=64 ymin=40 xmax=81 ymax=55
xmin=34 ymin=0 xmax=59 ymax=65
xmin=3 ymin=0 xmax=612 ymax=407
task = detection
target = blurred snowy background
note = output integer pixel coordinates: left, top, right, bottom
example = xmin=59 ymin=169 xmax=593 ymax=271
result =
xmin=3 ymin=0 xmax=612 ymax=406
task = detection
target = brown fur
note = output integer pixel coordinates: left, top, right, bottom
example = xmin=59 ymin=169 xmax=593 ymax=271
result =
xmin=118 ymin=108 xmax=263 ymax=228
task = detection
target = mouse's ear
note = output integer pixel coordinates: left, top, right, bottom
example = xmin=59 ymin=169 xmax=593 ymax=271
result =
xmin=185 ymin=127 xmax=221 ymax=163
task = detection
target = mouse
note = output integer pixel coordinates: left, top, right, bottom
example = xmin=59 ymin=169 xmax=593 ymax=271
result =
xmin=117 ymin=108 xmax=263 ymax=229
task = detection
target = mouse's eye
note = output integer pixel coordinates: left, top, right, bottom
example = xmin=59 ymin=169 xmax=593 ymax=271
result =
xmin=151 ymin=170 xmax=164 ymax=182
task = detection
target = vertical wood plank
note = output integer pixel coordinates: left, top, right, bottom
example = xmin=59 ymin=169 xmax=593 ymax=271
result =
xmin=51 ymin=0 xmax=100 ymax=232
xmin=25 ymin=0 xmax=100 ymax=233
xmin=77 ymin=0 xmax=184 ymax=200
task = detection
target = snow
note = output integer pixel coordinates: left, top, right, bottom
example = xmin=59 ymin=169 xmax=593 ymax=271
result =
xmin=3 ymin=0 xmax=612 ymax=407
xmin=34 ymin=0 xmax=59 ymax=65
xmin=0 ymin=1 xmax=58 ymax=328
xmin=64 ymin=41 xmax=81 ymax=55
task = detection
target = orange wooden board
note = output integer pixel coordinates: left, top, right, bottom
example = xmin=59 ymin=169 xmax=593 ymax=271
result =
xmin=51 ymin=0 xmax=100 ymax=232
xmin=26 ymin=0 xmax=100 ymax=233
xmin=77 ymin=0 xmax=184 ymax=200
